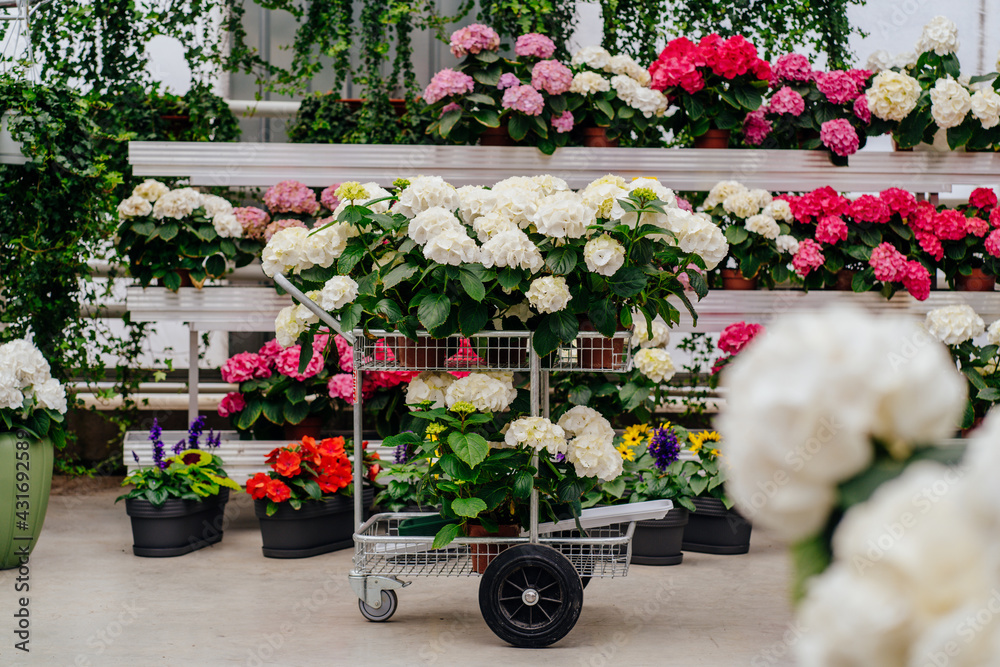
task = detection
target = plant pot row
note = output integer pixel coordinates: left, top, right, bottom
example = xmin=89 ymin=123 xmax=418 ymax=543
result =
xmin=630 ymin=498 xmax=752 ymax=566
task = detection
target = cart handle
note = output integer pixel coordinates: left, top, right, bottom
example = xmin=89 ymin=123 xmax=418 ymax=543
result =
xmin=274 ymin=273 xmax=356 ymax=345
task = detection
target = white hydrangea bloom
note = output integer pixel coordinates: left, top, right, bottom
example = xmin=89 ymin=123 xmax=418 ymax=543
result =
xmin=674 ymin=214 xmax=729 ymax=270
xmin=605 ymin=54 xmax=651 ymax=86
xmin=722 ymin=190 xmax=761 ymax=218
xmin=318 ymin=276 xmax=358 ymax=310
xmin=261 ymin=226 xmax=308 ymax=277
xmin=482 ymin=371 xmax=519 ymax=404
xmin=407 ymin=206 xmax=464 ymax=246
xmin=916 ymin=15 xmax=960 ymax=56
xmin=492 ymin=187 xmax=539 ymax=229
xmin=0 ymin=339 xmax=51 ymax=387
xmin=405 ymin=371 xmax=455 ymax=409
xmin=391 ymin=176 xmax=461 ymax=219
xmin=763 ymin=199 xmax=793 ymax=222
xmin=274 ymin=305 xmax=306 ymax=348
xmin=117 ymin=195 xmax=152 ymax=220
xmin=471 ymin=210 xmax=518 ymax=243
xmin=200 ymin=194 xmax=233 ymax=217
xmin=132 ymin=179 xmax=170 ymax=202
xmin=445 ymin=372 xmax=514 ymax=412
xmin=775 ymin=234 xmax=800 ymax=254
xmin=456 ymin=185 xmax=498 ymax=225
xmin=580 ymin=179 xmax=628 ymax=219
xmin=866 ymin=71 xmax=922 ymax=122
xmin=505 ymin=417 xmax=568 ymax=456
xmin=565 ymin=417 xmax=622 ymax=482
xmin=571 ymin=46 xmax=612 ymax=70
xmin=704 ymin=181 xmax=749 ymax=210
xmin=988 ymin=320 xmax=1000 ymax=347
xmin=569 ymin=72 xmax=611 ymax=95
xmin=532 ymin=191 xmax=594 ymax=239
xmin=610 ymin=75 xmax=664 ymax=117
xmin=971 ymin=88 xmax=1000 ymax=129
xmin=557 ymin=405 xmax=606 ymax=437
xmin=300 ymin=223 xmax=348 ymax=269
xmin=925 ymin=304 xmax=985 ymax=345
xmin=583 ymin=234 xmax=625 ymax=276
xmin=745 ymin=214 xmax=780 ymax=240
xmin=865 ymin=49 xmax=893 ymax=73
xmin=634 ymin=348 xmax=675 ymax=383
xmin=422 ymin=227 xmax=479 ymax=266
xmin=212 ymin=212 xmax=243 ymax=239
xmin=525 ymin=276 xmax=572 ymax=314
xmin=529 ymin=175 xmax=570 ymax=197
xmin=929 ymin=77 xmax=972 ymax=129
xmin=631 ymin=313 xmax=670 ymax=349
xmin=152 ymin=188 xmax=203 ymax=220
xmin=479 ymin=227 xmax=544 ymax=271
xmin=719 ymin=307 xmax=966 ymax=542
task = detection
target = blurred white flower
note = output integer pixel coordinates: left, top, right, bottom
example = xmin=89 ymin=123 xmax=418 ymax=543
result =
xmin=925 ymin=304 xmax=985 ymax=345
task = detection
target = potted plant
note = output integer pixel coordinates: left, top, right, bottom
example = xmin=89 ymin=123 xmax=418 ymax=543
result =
xmin=939 ymin=188 xmax=1000 ymax=291
xmin=373 ymin=436 xmax=437 ymax=512
xmin=679 ymin=429 xmax=752 ymax=555
xmin=115 ymin=180 xmax=261 ymax=290
xmin=117 ymin=417 xmax=241 ymax=557
xmin=649 ymin=33 xmax=771 ymax=147
xmin=245 ymin=435 xmax=381 ymax=558
xmin=600 ymin=422 xmax=692 ymax=565
xmin=0 ymin=338 xmax=68 ymax=569
xmin=262 ymin=175 xmax=724 ymax=362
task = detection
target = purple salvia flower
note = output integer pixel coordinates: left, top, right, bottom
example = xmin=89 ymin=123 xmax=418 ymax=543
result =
xmin=132 ymin=451 xmax=139 ymax=464
xmin=393 ymin=436 xmax=411 ymax=464
xmin=172 ymin=439 xmax=185 ymax=455
xmin=206 ymin=429 xmax=221 ymax=449
xmin=648 ymin=426 xmax=680 ymax=472
xmin=149 ymin=418 xmax=167 ymax=470
xmin=188 ymin=415 xmax=206 ymax=449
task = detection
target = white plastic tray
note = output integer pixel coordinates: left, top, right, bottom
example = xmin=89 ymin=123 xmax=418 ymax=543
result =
xmin=534 ymin=499 xmax=674 ymax=534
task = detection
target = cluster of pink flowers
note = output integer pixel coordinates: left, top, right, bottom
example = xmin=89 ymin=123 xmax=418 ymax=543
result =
xmin=815 ymin=70 xmax=868 ymax=105
xmin=791 ymin=238 xmax=825 ymax=277
xmin=819 ymin=118 xmax=860 ymax=156
xmin=263 ymin=180 xmax=320 ymax=215
xmin=531 ymin=60 xmax=573 ymax=95
xmin=869 ymin=243 xmax=910 ymax=282
xmin=515 ymin=33 xmax=556 ymax=59
xmin=501 ymin=85 xmax=545 ymax=116
xmin=551 ymin=110 xmax=574 ymax=133
xmin=233 ymin=207 xmax=270 ymax=241
xmin=326 ymin=335 xmax=416 ymax=405
xmin=649 ymin=33 xmax=770 ymax=95
xmin=423 ymin=69 xmax=475 ymax=104
xmin=781 ymin=187 xmax=850 ymax=224
xmin=218 ymin=392 xmax=245 ymax=418
xmin=263 ymin=218 xmax=308 ymax=242
xmin=970 ymin=187 xmax=998 ymax=211
xmin=853 ymin=96 xmax=871 ymax=124
xmin=769 ymin=87 xmax=805 ymax=116
xmin=987 ymin=229 xmax=1000 ymax=258
xmin=497 ymin=73 xmax=521 ymax=90
xmin=815 ymin=215 xmax=848 ymax=245
xmin=221 ymin=352 xmax=272 ymax=384
xmin=742 ymin=109 xmax=772 ymax=146
xmin=880 ymin=188 xmax=917 ymax=218
xmin=320 ymin=184 xmax=341 ymax=212
xmin=719 ymin=321 xmax=764 ymax=355
xmin=275 ymin=344 xmax=326 ymax=382
xmin=772 ymin=54 xmax=813 ymax=83
xmin=449 ymin=24 xmax=500 ymax=58
xmin=850 ymin=195 xmax=891 ymax=224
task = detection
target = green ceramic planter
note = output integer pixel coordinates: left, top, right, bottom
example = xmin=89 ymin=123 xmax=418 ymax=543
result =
xmin=0 ymin=432 xmax=54 ymax=569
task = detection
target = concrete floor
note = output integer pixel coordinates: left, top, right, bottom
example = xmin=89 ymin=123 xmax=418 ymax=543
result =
xmin=1 ymin=482 xmax=797 ymax=667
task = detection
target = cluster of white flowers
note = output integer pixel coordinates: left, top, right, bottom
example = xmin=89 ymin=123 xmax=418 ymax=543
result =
xmin=866 ymin=71 xmax=922 ymax=122
xmin=525 ymin=276 xmax=572 ymax=314
xmin=261 ymin=227 xmax=310 ymax=278
xmin=318 ymin=276 xmax=359 ymax=311
xmin=571 ymin=46 xmax=611 ymax=70
xmin=609 ymin=75 xmax=668 ymax=118
xmin=583 ymin=234 xmax=625 ymax=276
xmin=457 ymin=186 xmax=498 ymax=224
xmin=569 ymin=71 xmax=611 ymax=95
xmin=392 ymin=176 xmax=461 ymax=218
xmin=274 ymin=305 xmax=307 ymax=348
xmin=865 ymin=49 xmax=917 ymax=73
xmin=557 ymin=406 xmax=623 ymax=482
xmin=132 ymin=179 xmax=170 ymax=202
xmin=479 ymin=227 xmax=544 ymax=271
xmin=763 ymin=199 xmax=792 ymax=223
xmin=775 ymin=234 xmax=800 ymax=255
xmin=444 ymin=372 xmax=515 ymax=412
xmin=929 ymin=77 xmax=972 ymax=129
xmin=200 ymin=194 xmax=233 ymax=218
xmin=988 ymin=319 xmax=1000 ymax=347
xmin=916 ymin=15 xmax=960 ymax=56
xmin=631 ymin=312 xmax=670 ymax=349
xmin=0 ymin=339 xmax=67 ymax=413
xmin=531 ymin=191 xmax=595 ymax=238
xmin=423 ymin=227 xmax=479 ymax=266
xmin=405 ymin=371 xmax=456 ymax=409
xmin=117 ymin=195 xmax=152 ymax=220
xmin=745 ymin=214 xmax=780 ymax=240
xmin=212 ymin=212 xmax=243 ymax=239
xmin=152 ymin=187 xmax=203 ymax=220
xmin=924 ymin=304 xmax=986 ymax=345
xmin=634 ymin=348 xmax=676 ymax=383
xmin=795 ymin=412 xmax=1000 ymax=665
xmin=505 ymin=417 xmax=568 ymax=456
xmin=670 ymin=209 xmax=728 ymax=270
xmin=971 ymin=88 xmax=1000 ymax=129
xmin=719 ymin=307 xmax=966 ymax=542
xmin=301 ymin=223 xmax=349 ymax=270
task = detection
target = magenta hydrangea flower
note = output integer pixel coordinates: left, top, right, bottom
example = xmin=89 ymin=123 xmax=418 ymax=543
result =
xmin=233 ymin=206 xmax=270 ymax=241
xmin=934 ymin=209 xmax=968 ymax=241
xmin=319 ymin=184 xmax=341 ymax=212
xmin=263 ymin=218 xmax=308 ymax=242
xmin=743 ymin=109 xmax=772 ymax=145
xmin=902 ymin=260 xmax=931 ymax=301
xmin=966 ymin=215 xmax=990 ymax=238
xmin=816 ymin=70 xmax=862 ymax=104
xmin=815 ymin=215 xmax=848 ymax=245
xmin=718 ymin=322 xmax=764 ymax=354
xmin=869 ymin=242 xmax=909 ymax=282
xmin=850 ymin=194 xmax=891 ymax=224
xmin=515 ymin=33 xmax=556 ymax=59
xmin=220 ymin=352 xmax=272 ymax=384
xmin=853 ymin=96 xmax=871 ymax=124
xmin=791 ymin=239 xmax=825 ymax=277
xmin=328 ymin=374 xmax=356 ymax=404
xmin=820 ymin=119 xmax=860 ymax=157
xmin=275 ymin=345 xmax=324 ymax=382
xmin=987 ymin=229 xmax=1000 ymax=258
xmin=970 ymin=187 xmax=998 ymax=210
xmin=501 ymin=85 xmax=545 ymax=116
xmin=551 ymin=110 xmax=574 ymax=133
xmin=847 ymin=69 xmax=872 ymax=88
xmin=449 ymin=24 xmax=500 ymax=58
xmin=217 ymin=392 xmax=246 ymax=418
xmin=497 ymin=73 xmax=521 ymax=90
xmin=423 ymin=68 xmax=475 ymax=104
xmin=773 ymin=54 xmax=813 ymax=82
xmin=880 ymin=188 xmax=917 ymax=218
xmin=264 ymin=180 xmax=320 ymax=215
xmin=531 ymin=60 xmax=573 ymax=95
xmin=769 ymin=86 xmax=805 ymax=116
xmin=915 ymin=230 xmax=944 ymax=262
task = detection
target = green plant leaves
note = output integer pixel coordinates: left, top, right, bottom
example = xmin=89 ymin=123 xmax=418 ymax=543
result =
xmin=508 ymin=114 xmax=529 ymax=142
xmin=418 ymin=294 xmax=451 ymax=330
xmin=588 ymin=300 xmax=618 ymax=338
xmin=607 ymin=266 xmax=647 ymax=297
xmin=545 ymin=247 xmax=578 ymax=275
xmin=451 ymin=497 xmax=487 ymax=518
xmin=448 ymin=431 xmax=489 ymax=468
xmin=458 ymin=267 xmax=485 ymax=301
xmin=432 ymin=522 xmax=463 ymax=549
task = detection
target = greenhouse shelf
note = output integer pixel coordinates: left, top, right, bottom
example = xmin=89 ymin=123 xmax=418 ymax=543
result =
xmin=128 ymin=141 xmax=1000 ymax=193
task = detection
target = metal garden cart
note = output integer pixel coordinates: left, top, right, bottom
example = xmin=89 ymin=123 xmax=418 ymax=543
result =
xmin=275 ymin=274 xmax=672 ymax=648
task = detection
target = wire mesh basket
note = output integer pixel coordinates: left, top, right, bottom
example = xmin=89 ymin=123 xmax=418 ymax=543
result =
xmin=354 ymin=331 xmax=532 ymax=372
xmin=353 ymin=513 xmax=633 ymax=579
xmin=542 ymin=331 xmax=633 ymax=372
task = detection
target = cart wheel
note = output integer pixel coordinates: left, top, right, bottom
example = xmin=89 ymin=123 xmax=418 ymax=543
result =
xmin=358 ymin=590 xmax=397 ymax=622
xmin=478 ymin=544 xmax=584 ymax=648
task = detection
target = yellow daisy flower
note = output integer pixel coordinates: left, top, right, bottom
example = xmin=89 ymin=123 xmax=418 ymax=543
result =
xmin=616 ymin=442 xmax=636 ymax=462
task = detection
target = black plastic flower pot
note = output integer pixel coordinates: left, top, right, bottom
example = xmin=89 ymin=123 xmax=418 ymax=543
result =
xmin=630 ymin=507 xmax=689 ymax=566
xmin=125 ymin=489 xmax=229 ymax=557
xmin=254 ymin=487 xmax=374 ymax=559
xmin=682 ymin=497 xmax=752 ymax=555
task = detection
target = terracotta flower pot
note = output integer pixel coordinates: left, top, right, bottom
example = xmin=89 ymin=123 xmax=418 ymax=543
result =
xmin=694 ymin=129 xmax=730 ymax=149
xmin=479 ymin=126 xmax=515 ymax=146
xmin=283 ymin=416 xmax=324 ymax=442
xmin=577 ymin=319 xmax=626 ymax=371
xmin=582 ymin=126 xmax=619 ymax=148
xmin=721 ymin=268 xmax=757 ymax=290
xmin=956 ymin=268 xmax=996 ymax=292
xmin=467 ymin=523 xmax=520 ymax=574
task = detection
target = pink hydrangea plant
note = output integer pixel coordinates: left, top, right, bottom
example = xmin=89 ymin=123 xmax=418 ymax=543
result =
xmin=501 ymin=85 xmax=545 ymax=116
xmin=820 ymin=119 xmax=860 ymax=156
xmin=217 ymin=392 xmax=246 ymax=417
xmin=769 ymin=86 xmax=805 ymax=116
xmin=742 ymin=109 xmax=772 ymax=145
xmin=423 ymin=69 xmax=475 ymax=104
xmin=551 ymin=110 xmax=574 ymax=133
xmin=869 ymin=242 xmax=909 ymax=282
xmin=815 ymin=215 xmax=848 ymax=245
xmin=220 ymin=352 xmax=272 ymax=384
xmin=233 ymin=207 xmax=270 ymax=241
xmin=791 ymin=239 xmax=825 ymax=277
xmin=449 ymin=24 xmax=500 ymax=58
xmin=264 ymin=180 xmax=320 ymax=215
xmin=515 ymin=33 xmax=556 ymax=59
xmin=531 ymin=60 xmax=573 ymax=95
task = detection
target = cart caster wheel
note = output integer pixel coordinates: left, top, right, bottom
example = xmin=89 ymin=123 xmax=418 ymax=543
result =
xmin=478 ymin=544 xmax=584 ymax=648
xmin=359 ymin=590 xmax=397 ymax=622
